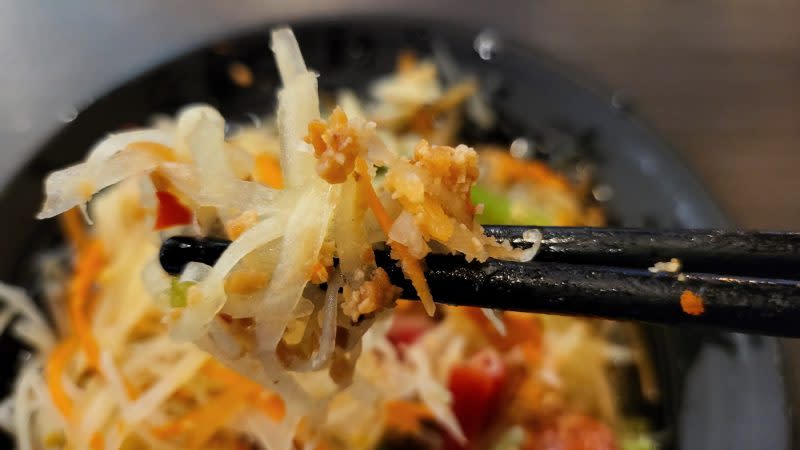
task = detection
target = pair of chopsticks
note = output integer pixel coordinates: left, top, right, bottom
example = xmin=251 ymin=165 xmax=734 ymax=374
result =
xmin=159 ymin=227 xmax=800 ymax=337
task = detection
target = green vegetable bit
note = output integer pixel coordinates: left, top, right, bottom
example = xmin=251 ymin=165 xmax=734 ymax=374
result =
xmin=470 ymin=184 xmax=551 ymax=226
xmin=169 ymin=278 xmax=195 ymax=308
xmin=621 ymin=435 xmax=658 ymax=450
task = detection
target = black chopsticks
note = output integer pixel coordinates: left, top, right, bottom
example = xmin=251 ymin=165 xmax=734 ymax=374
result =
xmin=158 ymin=227 xmax=800 ymax=337
xmin=485 ymin=226 xmax=800 ymax=279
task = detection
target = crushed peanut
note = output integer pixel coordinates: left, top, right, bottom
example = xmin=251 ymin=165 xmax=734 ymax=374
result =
xmin=341 ymin=268 xmax=401 ymax=321
xmin=224 ymin=270 xmax=269 ymax=295
xmin=412 ymin=140 xmax=479 ymax=199
xmin=309 ymin=263 xmax=330 ymax=284
xmin=305 ymin=107 xmax=363 ymax=184
xmin=225 ymin=210 xmax=259 ymax=240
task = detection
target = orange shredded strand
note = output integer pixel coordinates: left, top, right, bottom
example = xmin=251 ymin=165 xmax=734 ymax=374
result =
xmin=254 ymin=153 xmax=284 ymax=189
xmin=680 ymin=290 xmax=705 ymax=316
xmin=90 ymin=432 xmax=104 ymax=450
xmin=153 ymin=362 xmax=285 ymax=445
xmin=116 ymin=363 xmax=139 ymax=400
xmin=152 ymin=389 xmax=249 ymax=447
xmin=354 ymin=157 xmax=435 ymax=315
xmin=46 ymin=338 xmax=77 ymax=419
xmin=355 ymin=158 xmax=393 ymax=234
xmin=68 ymin=240 xmax=105 ymax=369
xmin=203 ymin=362 xmax=286 ymax=420
xmin=384 ymin=400 xmax=434 ymax=434
xmin=58 ymin=207 xmax=87 ymax=250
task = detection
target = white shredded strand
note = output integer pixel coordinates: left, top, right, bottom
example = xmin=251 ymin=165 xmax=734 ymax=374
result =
xmin=0 ymin=308 xmax=16 ymax=337
xmin=99 ymin=352 xmax=132 ymax=407
xmin=481 ymin=308 xmax=507 ymax=336
xmin=122 ymin=350 xmax=208 ymax=424
xmin=0 ymin=282 xmax=51 ymax=330
xmin=11 ymin=319 xmax=55 ymax=354
xmin=13 ymin=359 xmax=42 ymax=450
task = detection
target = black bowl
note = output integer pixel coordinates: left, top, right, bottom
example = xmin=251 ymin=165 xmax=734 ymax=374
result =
xmin=0 ymin=18 xmax=789 ymax=450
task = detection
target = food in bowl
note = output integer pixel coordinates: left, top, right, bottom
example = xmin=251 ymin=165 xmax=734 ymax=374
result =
xmin=0 ymin=27 xmax=653 ymax=450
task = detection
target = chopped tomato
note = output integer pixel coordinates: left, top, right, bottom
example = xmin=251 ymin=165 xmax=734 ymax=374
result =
xmin=524 ymin=414 xmax=619 ymax=450
xmin=446 ymin=348 xmax=506 ymax=449
xmin=154 ymin=191 xmax=192 ymax=230
xmin=386 ymin=314 xmax=434 ymax=349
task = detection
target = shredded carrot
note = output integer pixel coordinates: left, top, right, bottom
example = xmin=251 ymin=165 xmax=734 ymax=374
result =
xmin=46 ymin=338 xmax=77 ymax=420
xmin=487 ymin=151 xmax=572 ymax=192
xmin=68 ymin=240 xmax=105 ymax=369
xmin=354 ymin=157 xmax=435 ymax=315
xmin=253 ymin=392 xmax=286 ymax=421
xmin=58 ymin=207 xmax=87 ymax=250
xmin=384 ymin=400 xmax=434 ymax=434
xmin=202 ymin=362 xmax=286 ymax=420
xmin=121 ymin=371 xmax=139 ymax=400
xmin=254 ymin=153 xmax=284 ymax=188
xmin=152 ymin=389 xmax=249 ymax=447
xmin=680 ymin=290 xmax=705 ymax=316
xmin=355 ymin=158 xmax=393 ymax=234
xmin=90 ymin=432 xmax=104 ymax=450
xmin=153 ymin=363 xmax=285 ymax=445
xmin=391 ymin=245 xmax=435 ymax=316
xmin=395 ymin=299 xmax=423 ymax=314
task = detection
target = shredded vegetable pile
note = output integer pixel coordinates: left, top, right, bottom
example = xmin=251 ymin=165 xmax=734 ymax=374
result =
xmin=0 ymin=27 xmax=655 ymax=450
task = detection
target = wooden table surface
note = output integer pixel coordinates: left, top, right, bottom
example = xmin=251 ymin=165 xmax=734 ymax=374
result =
xmin=505 ymin=0 xmax=800 ymax=230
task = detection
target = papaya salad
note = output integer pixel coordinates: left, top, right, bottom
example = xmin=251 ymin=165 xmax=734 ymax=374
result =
xmin=0 ymin=28 xmax=657 ymax=450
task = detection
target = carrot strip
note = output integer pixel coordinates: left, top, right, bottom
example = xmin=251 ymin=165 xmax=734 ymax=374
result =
xmin=151 ymin=390 xmax=249 ymax=447
xmin=203 ymin=362 xmax=286 ymax=420
xmin=58 ymin=207 xmax=87 ymax=250
xmin=46 ymin=338 xmax=77 ymax=419
xmin=68 ymin=240 xmax=105 ymax=369
xmin=90 ymin=432 xmax=104 ymax=450
xmin=384 ymin=400 xmax=433 ymax=434
xmin=254 ymin=153 xmax=284 ymax=189
xmin=391 ymin=245 xmax=435 ymax=316
xmin=681 ymin=290 xmax=705 ymax=316
xmin=151 ymin=365 xmax=280 ymax=447
xmin=120 ymin=369 xmax=139 ymax=400
xmin=355 ymin=158 xmax=393 ymax=233
xmin=354 ymin=157 xmax=435 ymax=315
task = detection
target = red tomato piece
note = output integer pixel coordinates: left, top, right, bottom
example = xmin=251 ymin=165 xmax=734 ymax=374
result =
xmin=386 ymin=314 xmax=434 ymax=349
xmin=154 ymin=191 xmax=192 ymax=230
xmin=446 ymin=348 xmax=507 ymax=449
